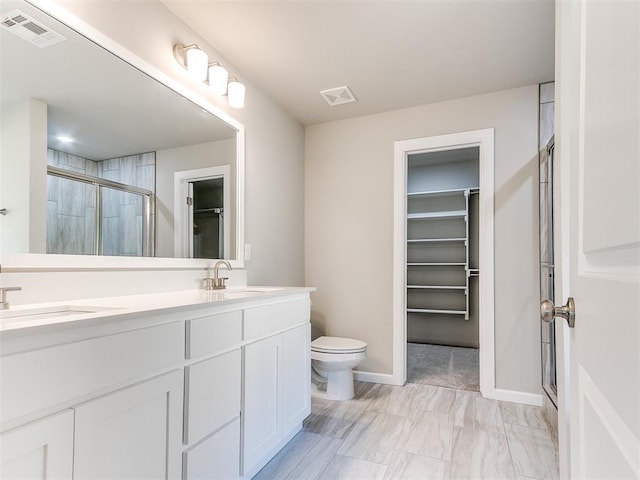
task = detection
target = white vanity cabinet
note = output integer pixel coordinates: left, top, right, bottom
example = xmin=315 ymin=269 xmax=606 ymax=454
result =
xmin=0 ymin=410 xmax=74 ymax=479
xmin=242 ymin=298 xmax=311 ymax=477
xmin=0 ymin=289 xmax=313 ymax=480
xmin=0 ymin=319 xmax=186 ymax=480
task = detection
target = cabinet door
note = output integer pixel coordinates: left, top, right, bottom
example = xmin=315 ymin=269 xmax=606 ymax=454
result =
xmin=242 ymin=334 xmax=282 ymax=475
xmin=282 ymin=324 xmax=311 ymax=434
xmin=73 ymin=370 xmax=183 ymax=480
xmin=0 ymin=410 xmax=73 ymax=480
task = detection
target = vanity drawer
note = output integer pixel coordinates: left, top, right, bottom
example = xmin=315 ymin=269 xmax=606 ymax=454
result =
xmin=244 ymin=298 xmax=310 ymax=342
xmin=183 ymin=349 xmax=241 ymax=444
xmin=183 ymin=418 xmax=240 ymax=480
xmin=186 ymin=311 xmax=242 ymax=359
xmin=0 ymin=322 xmax=184 ymax=427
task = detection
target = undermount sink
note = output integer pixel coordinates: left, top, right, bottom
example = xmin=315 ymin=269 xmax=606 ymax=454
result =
xmin=0 ymin=305 xmax=119 ymax=325
xmin=221 ymin=287 xmax=286 ymax=299
xmin=238 ymin=287 xmax=286 ymax=293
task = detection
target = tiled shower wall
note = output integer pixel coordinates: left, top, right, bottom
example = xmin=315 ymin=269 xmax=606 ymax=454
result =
xmin=47 ymin=149 xmax=155 ymax=256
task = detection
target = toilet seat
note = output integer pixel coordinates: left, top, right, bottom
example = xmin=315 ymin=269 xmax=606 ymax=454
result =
xmin=311 ymin=336 xmax=367 ymax=354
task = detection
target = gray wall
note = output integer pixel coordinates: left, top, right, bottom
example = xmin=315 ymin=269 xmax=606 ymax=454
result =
xmin=305 ymin=85 xmax=541 ymax=395
xmin=154 ymin=139 xmax=235 ymax=259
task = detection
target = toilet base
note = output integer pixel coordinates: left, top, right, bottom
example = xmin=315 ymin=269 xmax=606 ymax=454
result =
xmin=311 ymin=368 xmax=355 ymax=401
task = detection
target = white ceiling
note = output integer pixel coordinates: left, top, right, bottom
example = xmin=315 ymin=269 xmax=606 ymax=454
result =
xmin=1 ymin=0 xmax=235 ymax=161
xmin=162 ymin=0 xmax=555 ymax=126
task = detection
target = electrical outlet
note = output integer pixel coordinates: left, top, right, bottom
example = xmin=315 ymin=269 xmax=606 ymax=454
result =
xmin=244 ymin=243 xmax=251 ymax=261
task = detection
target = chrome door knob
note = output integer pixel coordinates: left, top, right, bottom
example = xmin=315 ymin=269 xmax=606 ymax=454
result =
xmin=540 ymin=297 xmax=575 ymax=328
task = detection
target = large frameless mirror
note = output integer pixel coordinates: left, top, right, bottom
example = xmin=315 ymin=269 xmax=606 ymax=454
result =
xmin=0 ymin=0 xmax=244 ymax=262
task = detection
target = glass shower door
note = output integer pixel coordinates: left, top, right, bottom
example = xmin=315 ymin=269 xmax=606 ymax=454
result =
xmin=47 ymin=168 xmax=154 ymax=256
xmin=539 ymin=138 xmax=557 ymax=405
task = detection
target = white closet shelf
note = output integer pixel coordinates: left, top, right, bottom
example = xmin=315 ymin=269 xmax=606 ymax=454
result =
xmin=407 ymin=308 xmax=467 ymax=315
xmin=407 ymin=238 xmax=466 ymax=243
xmin=407 ymin=188 xmax=469 ymax=198
xmin=407 ymin=285 xmax=466 ymax=290
xmin=407 ymin=262 xmax=466 ymax=266
xmin=407 ymin=210 xmax=466 ymax=220
xmin=405 ymin=179 xmax=477 ymax=322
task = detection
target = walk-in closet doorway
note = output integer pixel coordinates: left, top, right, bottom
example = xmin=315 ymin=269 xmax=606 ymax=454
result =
xmin=405 ymin=147 xmax=480 ymax=390
xmin=392 ymin=129 xmax=496 ymax=398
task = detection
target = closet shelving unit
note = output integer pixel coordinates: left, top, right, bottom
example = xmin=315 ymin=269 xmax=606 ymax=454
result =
xmin=406 ymin=187 xmax=478 ymax=320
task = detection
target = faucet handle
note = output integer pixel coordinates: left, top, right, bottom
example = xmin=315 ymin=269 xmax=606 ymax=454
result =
xmin=0 ymin=286 xmax=22 ymax=309
xmin=0 ymin=286 xmax=22 ymax=292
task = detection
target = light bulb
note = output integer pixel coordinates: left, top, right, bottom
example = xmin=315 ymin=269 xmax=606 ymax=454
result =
xmin=186 ymin=47 xmax=208 ymax=81
xmin=208 ymin=64 xmax=229 ymax=96
xmin=227 ymin=78 xmax=246 ymax=108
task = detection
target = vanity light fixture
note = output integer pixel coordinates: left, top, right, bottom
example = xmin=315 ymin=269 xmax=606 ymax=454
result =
xmin=227 ymin=77 xmax=246 ymax=109
xmin=173 ymin=43 xmax=208 ymax=81
xmin=208 ymin=63 xmax=229 ymax=96
xmin=173 ymin=42 xmax=245 ymax=108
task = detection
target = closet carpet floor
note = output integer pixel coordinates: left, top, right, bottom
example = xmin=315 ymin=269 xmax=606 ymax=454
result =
xmin=407 ymin=343 xmax=480 ymax=392
xmin=253 ymin=381 xmax=559 ymax=480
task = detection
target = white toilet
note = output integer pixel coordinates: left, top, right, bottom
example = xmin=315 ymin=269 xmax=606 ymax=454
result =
xmin=311 ymin=336 xmax=367 ymax=401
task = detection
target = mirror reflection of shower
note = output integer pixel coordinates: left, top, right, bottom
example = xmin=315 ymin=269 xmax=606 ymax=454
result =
xmin=46 ymin=149 xmax=155 ymax=256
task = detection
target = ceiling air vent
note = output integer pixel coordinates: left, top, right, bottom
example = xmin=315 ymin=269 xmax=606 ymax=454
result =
xmin=320 ymin=86 xmax=357 ymax=107
xmin=1 ymin=9 xmax=65 ymax=48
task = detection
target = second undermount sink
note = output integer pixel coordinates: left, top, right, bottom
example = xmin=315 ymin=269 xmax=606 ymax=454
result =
xmin=0 ymin=305 xmax=120 ymax=325
xmin=221 ymin=287 xmax=287 ymax=299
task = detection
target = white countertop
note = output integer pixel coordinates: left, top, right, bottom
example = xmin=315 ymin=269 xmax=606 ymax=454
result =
xmin=0 ymin=286 xmax=315 ymax=333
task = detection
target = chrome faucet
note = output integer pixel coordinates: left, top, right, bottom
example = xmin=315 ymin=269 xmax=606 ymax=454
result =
xmin=204 ymin=260 xmax=232 ymax=290
xmin=0 ymin=286 xmax=22 ymax=310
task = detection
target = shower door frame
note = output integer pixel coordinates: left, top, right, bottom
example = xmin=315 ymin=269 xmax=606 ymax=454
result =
xmin=47 ymin=166 xmax=155 ymax=256
xmin=540 ymin=138 xmax=558 ymax=406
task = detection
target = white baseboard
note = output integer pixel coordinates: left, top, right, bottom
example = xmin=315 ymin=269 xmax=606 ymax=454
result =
xmin=484 ymin=387 xmax=543 ymax=406
xmin=353 ymin=370 xmax=401 ymax=385
xmin=355 ymin=371 xmax=544 ymax=407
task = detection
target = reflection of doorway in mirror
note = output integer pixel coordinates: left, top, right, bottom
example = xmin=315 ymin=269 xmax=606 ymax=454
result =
xmin=174 ymin=166 xmax=230 ymax=259
xmin=191 ymin=178 xmax=223 ymax=259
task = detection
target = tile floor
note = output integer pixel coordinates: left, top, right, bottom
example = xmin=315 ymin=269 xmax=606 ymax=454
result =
xmin=253 ymin=382 xmax=559 ymax=480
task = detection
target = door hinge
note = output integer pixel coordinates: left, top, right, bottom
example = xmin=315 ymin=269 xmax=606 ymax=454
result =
xmin=186 ymin=196 xmax=193 ymax=206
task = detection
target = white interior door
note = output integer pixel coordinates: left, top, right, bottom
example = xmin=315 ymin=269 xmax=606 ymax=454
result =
xmin=556 ymin=0 xmax=640 ymax=478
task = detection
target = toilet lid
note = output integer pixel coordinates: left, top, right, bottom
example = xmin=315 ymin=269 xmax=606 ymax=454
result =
xmin=311 ymin=336 xmax=367 ymax=354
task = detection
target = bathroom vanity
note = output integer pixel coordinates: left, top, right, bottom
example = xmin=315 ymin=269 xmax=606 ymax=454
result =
xmin=0 ymin=288 xmax=312 ymax=479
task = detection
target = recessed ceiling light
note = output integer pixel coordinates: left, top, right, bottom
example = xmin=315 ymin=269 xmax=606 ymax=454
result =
xmin=56 ymin=135 xmax=75 ymax=143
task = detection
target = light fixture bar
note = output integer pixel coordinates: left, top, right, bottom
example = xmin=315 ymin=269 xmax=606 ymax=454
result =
xmin=173 ymin=42 xmax=245 ymax=108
